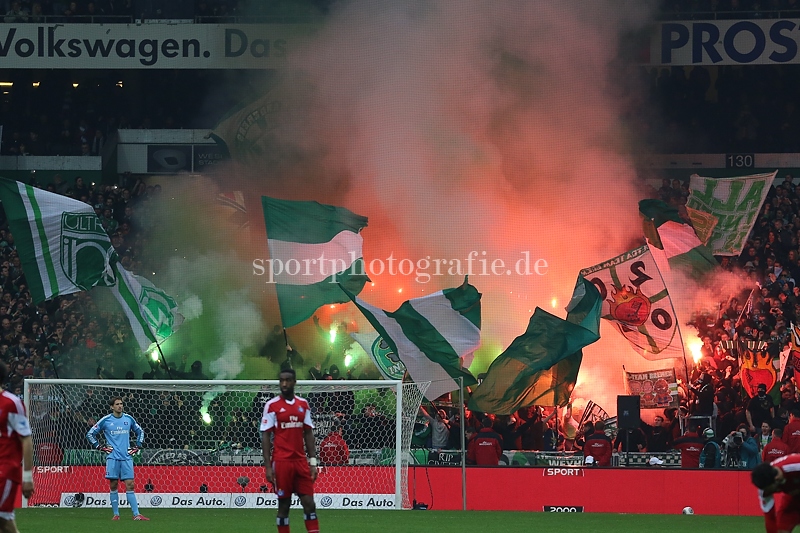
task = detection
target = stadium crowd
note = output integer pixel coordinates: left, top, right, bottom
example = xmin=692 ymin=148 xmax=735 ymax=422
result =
xmin=4 ymin=1 xmax=800 ymax=468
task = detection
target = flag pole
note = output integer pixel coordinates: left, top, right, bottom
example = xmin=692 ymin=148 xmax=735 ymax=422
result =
xmin=154 ymin=342 xmax=173 ymax=379
xmin=645 ymin=241 xmax=693 ymax=386
xmin=264 ymin=203 xmax=292 ymax=373
xmin=736 ymin=286 xmax=758 ymax=328
xmin=281 ymin=327 xmax=293 ymax=370
xmin=459 ymin=376 xmax=466 ymax=512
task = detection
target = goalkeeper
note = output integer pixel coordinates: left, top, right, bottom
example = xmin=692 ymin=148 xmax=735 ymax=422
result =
xmin=86 ymin=396 xmax=149 ymax=521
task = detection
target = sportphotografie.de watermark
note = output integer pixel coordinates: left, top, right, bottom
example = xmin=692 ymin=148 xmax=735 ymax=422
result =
xmin=252 ymin=251 xmax=547 ymax=284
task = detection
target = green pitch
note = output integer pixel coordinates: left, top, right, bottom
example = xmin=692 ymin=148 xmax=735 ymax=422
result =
xmin=17 ymin=508 xmax=763 ymax=532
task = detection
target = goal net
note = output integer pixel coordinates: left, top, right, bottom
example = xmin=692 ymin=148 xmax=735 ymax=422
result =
xmin=24 ymin=379 xmax=428 ymax=510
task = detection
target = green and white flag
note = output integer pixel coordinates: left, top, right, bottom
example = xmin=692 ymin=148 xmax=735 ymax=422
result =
xmin=469 ymin=276 xmax=601 ymax=414
xmin=639 ymin=199 xmax=717 ymax=279
xmin=351 ymin=331 xmax=406 ymax=381
xmin=346 ymin=280 xmax=480 ymax=401
xmin=108 ymin=262 xmax=184 ymax=353
xmin=262 ymin=196 xmax=369 ymax=328
xmin=580 ymin=245 xmax=683 ymax=360
xmin=0 ymin=178 xmax=116 ymax=303
xmin=686 ymin=171 xmax=777 ymax=256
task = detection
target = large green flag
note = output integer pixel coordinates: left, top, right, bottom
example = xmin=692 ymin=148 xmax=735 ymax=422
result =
xmin=468 ymin=276 xmax=601 ymax=415
xmin=108 ymin=262 xmax=184 ymax=353
xmin=262 ymin=196 xmax=369 ymax=328
xmin=0 ymin=178 xmax=117 ymax=303
xmin=346 ymin=280 xmax=480 ymax=401
xmin=0 ymin=178 xmax=182 ymax=351
xmin=686 ymin=171 xmax=776 ymax=256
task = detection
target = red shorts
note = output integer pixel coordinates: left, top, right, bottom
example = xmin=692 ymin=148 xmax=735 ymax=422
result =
xmin=0 ymin=479 xmax=19 ymax=514
xmin=0 ymin=463 xmax=21 ymax=514
xmin=768 ymin=494 xmax=800 ymax=533
xmin=272 ymin=459 xmax=314 ymax=499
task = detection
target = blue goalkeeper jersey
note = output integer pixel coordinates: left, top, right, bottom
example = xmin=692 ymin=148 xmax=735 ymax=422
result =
xmin=86 ymin=413 xmax=144 ymax=460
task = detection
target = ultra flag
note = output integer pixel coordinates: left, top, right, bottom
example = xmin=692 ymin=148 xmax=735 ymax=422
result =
xmin=468 ymin=275 xmax=602 ymax=414
xmin=639 ymin=199 xmax=717 ymax=279
xmin=262 ymin=196 xmax=369 ymax=328
xmin=687 ymin=171 xmax=777 ymax=256
xmin=108 ymin=262 xmax=184 ymax=353
xmin=739 ymin=340 xmax=779 ymax=400
xmin=0 ymin=178 xmax=117 ymax=303
xmin=350 ymin=331 xmax=406 ymax=381
xmin=345 ymin=280 xmax=480 ymax=401
xmin=580 ymin=246 xmax=683 ymax=360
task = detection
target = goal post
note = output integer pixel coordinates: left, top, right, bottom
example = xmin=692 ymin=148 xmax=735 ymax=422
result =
xmin=23 ymin=378 xmax=428 ymax=510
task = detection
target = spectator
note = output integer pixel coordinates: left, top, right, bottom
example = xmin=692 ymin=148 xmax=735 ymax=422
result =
xmin=29 ymin=2 xmax=43 ymax=23
xmin=673 ymin=424 xmax=704 ymax=468
xmin=747 ymin=383 xmax=776 ymax=433
xmin=614 ymin=427 xmax=647 ymax=453
xmin=90 ymin=129 xmax=105 ymax=156
xmin=467 ymin=417 xmax=503 ymax=466
xmin=419 ymin=406 xmax=449 ymax=450
xmin=318 ymin=422 xmax=350 ymax=466
xmin=782 ymin=409 xmax=800 ymax=453
xmin=645 ymin=415 xmax=672 ymax=452
xmin=699 ymin=428 xmax=721 ymax=469
xmin=4 ymin=1 xmax=28 ymax=22
xmin=758 ymin=420 xmax=774 ymax=452
xmin=583 ymin=419 xmax=613 ymax=467
xmin=763 ymin=428 xmax=791 ymax=462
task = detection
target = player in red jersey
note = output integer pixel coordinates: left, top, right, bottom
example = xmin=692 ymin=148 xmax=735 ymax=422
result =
xmin=752 ymin=453 xmax=800 ymax=533
xmin=0 ymin=361 xmax=34 ymax=533
xmin=261 ymin=368 xmax=319 ymax=533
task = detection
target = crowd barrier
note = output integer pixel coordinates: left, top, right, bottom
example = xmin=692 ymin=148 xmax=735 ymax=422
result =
xmin=408 ymin=466 xmax=762 ymax=515
xmin=26 ymin=460 xmax=764 ymax=515
xmin=48 ymin=447 xmax=689 ymax=468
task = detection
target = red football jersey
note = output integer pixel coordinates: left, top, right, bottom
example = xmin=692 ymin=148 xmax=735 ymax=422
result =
xmin=260 ymin=395 xmax=314 ymax=461
xmin=763 ymin=439 xmax=791 ymax=463
xmin=772 ymin=454 xmax=800 ymax=495
xmin=0 ymin=391 xmax=31 ymax=480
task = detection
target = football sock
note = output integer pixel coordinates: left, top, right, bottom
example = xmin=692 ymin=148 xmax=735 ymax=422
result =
xmin=110 ymin=492 xmax=119 ymax=515
xmin=277 ymin=516 xmax=290 ymax=533
xmin=127 ymin=491 xmax=140 ymax=516
xmin=304 ymin=512 xmax=319 ymax=533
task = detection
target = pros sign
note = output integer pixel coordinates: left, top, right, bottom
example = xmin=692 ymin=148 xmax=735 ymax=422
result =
xmin=653 ymin=19 xmax=800 ymax=65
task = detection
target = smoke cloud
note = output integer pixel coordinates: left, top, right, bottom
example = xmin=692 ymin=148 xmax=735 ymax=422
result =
xmin=138 ymin=1 xmax=749 ymax=415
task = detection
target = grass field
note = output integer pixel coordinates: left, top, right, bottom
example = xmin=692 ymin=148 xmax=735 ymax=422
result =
xmin=16 ymin=508 xmax=764 ymax=532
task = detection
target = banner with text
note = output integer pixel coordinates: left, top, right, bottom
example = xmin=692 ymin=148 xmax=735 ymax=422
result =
xmin=624 ymin=367 xmax=679 ymax=410
xmin=0 ymin=24 xmax=316 ymax=69
xmin=57 ymin=492 xmax=397 ymax=510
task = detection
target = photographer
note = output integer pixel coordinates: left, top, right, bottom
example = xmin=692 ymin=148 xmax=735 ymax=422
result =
xmin=723 ymin=425 xmax=761 ymax=469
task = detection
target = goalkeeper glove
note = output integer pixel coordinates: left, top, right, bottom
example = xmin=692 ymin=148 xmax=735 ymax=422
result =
xmin=99 ymin=445 xmax=113 ymax=454
xmin=127 ymin=446 xmax=140 ymax=456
